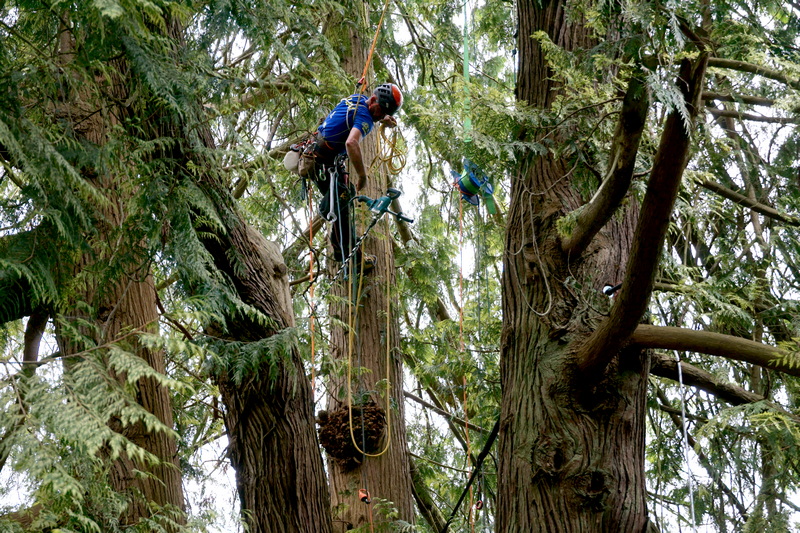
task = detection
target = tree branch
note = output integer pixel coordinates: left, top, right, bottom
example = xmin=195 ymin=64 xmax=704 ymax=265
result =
xmin=651 ymin=352 xmax=800 ymax=431
xmin=22 ymin=310 xmax=47 ymax=378
xmin=631 ymin=325 xmax=800 ymax=378
xmin=441 ymin=419 xmax=500 ymax=533
xmin=0 ymin=225 xmax=59 ymax=325
xmin=389 ymin=176 xmax=417 ymax=246
xmin=387 ymin=187 xmax=454 ymax=321
xmin=699 ymin=179 xmax=800 ymax=226
xmin=0 ymin=505 xmax=43 ymax=529
xmin=404 ymin=390 xmax=485 ymax=433
xmin=655 ymin=388 xmax=749 ymax=521
xmin=0 ymin=276 xmax=34 ymax=325
xmin=650 ymin=352 xmax=763 ymax=405
xmin=411 ymin=458 xmax=448 ymax=532
xmin=705 ymin=107 xmax=800 ymax=125
xmin=577 ymin=54 xmax=709 ymax=377
xmin=283 ymin=215 xmax=325 ymax=260
xmin=707 ymin=57 xmax=800 ymax=91
xmin=561 ymin=71 xmax=649 ymax=256
xmin=226 ymin=80 xmax=297 ymax=114
xmin=703 ymin=92 xmax=775 ymax=107
xmin=423 ymin=388 xmax=472 ymax=458
xmin=0 ymin=310 xmax=47 ymax=475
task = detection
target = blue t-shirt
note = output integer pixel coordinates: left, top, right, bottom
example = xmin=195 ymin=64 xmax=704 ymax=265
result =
xmin=317 ymin=95 xmax=374 ymax=157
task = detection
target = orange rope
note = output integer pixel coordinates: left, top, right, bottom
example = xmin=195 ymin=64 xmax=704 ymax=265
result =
xmin=358 ymin=0 xmax=393 ymax=96
xmin=368 ymin=499 xmax=375 ymax=533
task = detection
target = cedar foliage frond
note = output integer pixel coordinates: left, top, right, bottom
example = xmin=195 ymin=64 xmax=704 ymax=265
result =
xmin=205 ymin=325 xmax=302 ymax=386
xmin=0 ymin=342 xmax=182 ymax=530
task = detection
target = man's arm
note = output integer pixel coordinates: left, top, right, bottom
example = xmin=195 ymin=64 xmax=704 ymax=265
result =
xmin=345 ymin=127 xmax=368 ymax=190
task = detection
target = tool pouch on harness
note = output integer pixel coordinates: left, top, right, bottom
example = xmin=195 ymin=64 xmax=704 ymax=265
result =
xmin=297 ymin=138 xmax=319 ymax=178
xmin=298 ymin=132 xmax=337 ymax=179
xmin=283 ymin=133 xmax=320 ymax=178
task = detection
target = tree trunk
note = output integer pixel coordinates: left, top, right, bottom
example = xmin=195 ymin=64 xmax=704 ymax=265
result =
xmin=498 ymin=1 xmax=650 ymax=530
xmin=51 ymin=21 xmax=185 ymax=525
xmin=323 ymin=23 xmax=415 ymax=533
xmin=99 ymin=274 xmax=185 ymax=524
xmin=116 ymin=14 xmax=334 ymax=532
xmin=200 ymin=192 xmax=333 ymax=533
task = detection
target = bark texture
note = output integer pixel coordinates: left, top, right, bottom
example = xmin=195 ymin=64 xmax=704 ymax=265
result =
xmin=324 ymin=25 xmax=415 ymax=532
xmin=202 ymin=194 xmax=333 ymax=533
xmin=150 ymin=16 xmax=333 ymax=532
xmin=51 ymin=22 xmax=185 ymax=524
xmin=102 ymin=273 xmax=185 ymax=524
xmin=498 ymin=1 xmax=650 ymax=530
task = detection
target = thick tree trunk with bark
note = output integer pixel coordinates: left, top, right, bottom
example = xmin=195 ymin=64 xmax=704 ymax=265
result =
xmin=325 ymin=238 xmax=413 ymax=531
xmin=99 ymin=273 xmax=185 ymax=524
xmin=498 ymin=1 xmax=650 ymax=530
xmin=323 ymin=25 xmax=415 ymax=532
xmin=498 ymin=164 xmax=650 ymax=531
xmin=112 ymin=16 xmax=335 ymax=531
xmin=199 ymin=180 xmax=333 ymax=533
xmin=50 ymin=25 xmax=185 ymax=525
xmin=500 ymin=0 xmax=710 ymax=529
xmin=57 ymin=180 xmax=185 ymax=527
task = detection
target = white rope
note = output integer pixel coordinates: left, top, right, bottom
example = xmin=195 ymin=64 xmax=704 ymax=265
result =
xmin=675 ymin=351 xmax=697 ymax=531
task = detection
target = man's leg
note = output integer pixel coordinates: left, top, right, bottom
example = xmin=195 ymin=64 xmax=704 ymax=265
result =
xmin=329 ymin=178 xmax=354 ymax=263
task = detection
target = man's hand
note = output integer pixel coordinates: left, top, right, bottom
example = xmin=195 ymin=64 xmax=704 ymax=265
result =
xmin=357 ymin=174 xmax=367 ymax=191
xmin=380 ymin=115 xmax=397 ymax=128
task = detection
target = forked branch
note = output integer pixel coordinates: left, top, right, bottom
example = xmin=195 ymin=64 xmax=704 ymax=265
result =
xmin=561 ymin=70 xmax=649 ymax=256
xmin=576 ymin=54 xmax=709 ymax=378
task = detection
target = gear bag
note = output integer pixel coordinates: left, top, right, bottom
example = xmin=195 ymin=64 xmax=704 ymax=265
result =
xmin=285 ymin=132 xmax=336 ymax=179
xmin=283 ymin=133 xmax=320 ymax=178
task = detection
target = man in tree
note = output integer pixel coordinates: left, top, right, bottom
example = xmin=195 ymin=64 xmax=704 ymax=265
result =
xmin=292 ymin=83 xmax=403 ymax=271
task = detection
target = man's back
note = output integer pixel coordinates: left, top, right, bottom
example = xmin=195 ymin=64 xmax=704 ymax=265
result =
xmin=317 ymin=94 xmax=374 ymax=156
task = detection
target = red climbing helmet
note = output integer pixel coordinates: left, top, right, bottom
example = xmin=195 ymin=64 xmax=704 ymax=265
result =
xmin=374 ymin=83 xmax=403 ymax=115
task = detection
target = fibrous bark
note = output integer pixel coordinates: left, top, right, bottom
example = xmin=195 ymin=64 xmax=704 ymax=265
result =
xmin=499 ymin=1 xmax=654 ymax=530
xmin=321 ymin=20 xmax=414 ymax=533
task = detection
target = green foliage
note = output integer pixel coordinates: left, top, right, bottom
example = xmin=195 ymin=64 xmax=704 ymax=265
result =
xmin=205 ymin=325 xmax=301 ymax=385
xmin=0 ymin=334 xmax=188 ymax=531
xmin=2 ymin=0 xmax=800 ymax=529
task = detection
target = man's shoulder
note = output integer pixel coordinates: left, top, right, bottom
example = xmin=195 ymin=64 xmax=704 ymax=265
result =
xmin=338 ymin=94 xmax=367 ymax=106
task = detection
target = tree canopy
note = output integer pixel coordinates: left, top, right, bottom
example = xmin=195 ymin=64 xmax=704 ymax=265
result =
xmin=1 ymin=0 xmax=800 ymax=531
